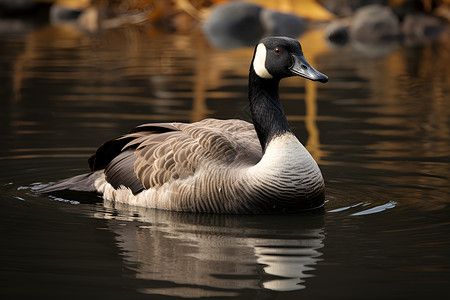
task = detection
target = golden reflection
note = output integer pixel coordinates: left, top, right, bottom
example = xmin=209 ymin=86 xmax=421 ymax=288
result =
xmin=299 ymin=29 xmax=332 ymax=163
xmin=11 ymin=19 xmax=330 ymax=136
xmin=191 ymin=33 xmax=213 ymax=122
xmin=304 ymin=80 xmax=322 ymax=162
xmin=12 ymin=24 xmax=89 ymax=101
xmin=322 ymin=31 xmax=450 ymax=210
xmin=93 ymin=202 xmax=325 ymax=296
xmin=37 ymin=0 xmax=91 ymax=9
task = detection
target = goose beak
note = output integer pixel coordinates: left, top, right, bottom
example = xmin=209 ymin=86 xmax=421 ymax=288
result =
xmin=290 ymin=54 xmax=328 ymax=83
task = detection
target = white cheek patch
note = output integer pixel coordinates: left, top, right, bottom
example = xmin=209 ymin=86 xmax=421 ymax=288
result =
xmin=253 ymin=43 xmax=273 ymax=79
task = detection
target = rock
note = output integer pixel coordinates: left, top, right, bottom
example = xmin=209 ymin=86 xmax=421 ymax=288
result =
xmin=402 ymin=13 xmax=444 ymax=39
xmin=202 ymin=1 xmax=305 ymax=49
xmin=49 ymin=4 xmax=83 ymax=25
xmin=260 ymin=9 xmax=306 ymax=37
xmin=349 ymin=4 xmax=401 ymax=42
xmin=324 ymin=20 xmax=349 ymax=46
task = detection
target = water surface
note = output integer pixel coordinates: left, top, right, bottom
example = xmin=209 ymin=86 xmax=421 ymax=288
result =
xmin=1 ymin=23 xmax=449 ymax=299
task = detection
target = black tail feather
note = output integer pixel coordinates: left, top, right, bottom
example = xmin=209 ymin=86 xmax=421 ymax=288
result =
xmin=36 ymin=171 xmax=103 ymax=194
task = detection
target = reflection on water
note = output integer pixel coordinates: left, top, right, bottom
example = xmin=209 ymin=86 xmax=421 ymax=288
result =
xmin=328 ymin=201 xmax=397 ymax=216
xmin=94 ymin=201 xmax=324 ymax=297
xmin=1 ymin=16 xmax=449 ymax=299
xmin=318 ymin=35 xmax=450 ymax=212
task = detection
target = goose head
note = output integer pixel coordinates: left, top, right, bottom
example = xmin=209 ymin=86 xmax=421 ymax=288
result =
xmin=252 ymin=36 xmax=328 ymax=83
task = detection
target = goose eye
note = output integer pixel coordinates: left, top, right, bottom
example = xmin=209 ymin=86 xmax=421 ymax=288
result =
xmin=274 ymin=48 xmax=281 ymax=54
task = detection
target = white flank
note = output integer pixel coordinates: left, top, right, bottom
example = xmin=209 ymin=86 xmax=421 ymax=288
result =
xmin=253 ymin=43 xmax=273 ymax=79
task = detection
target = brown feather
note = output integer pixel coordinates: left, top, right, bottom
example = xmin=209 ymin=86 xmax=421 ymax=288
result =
xmin=130 ymin=119 xmax=261 ymax=190
xmin=86 ymin=118 xmax=261 ymax=194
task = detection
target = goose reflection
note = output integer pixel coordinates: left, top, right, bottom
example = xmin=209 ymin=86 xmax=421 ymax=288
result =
xmin=93 ymin=201 xmax=325 ymax=297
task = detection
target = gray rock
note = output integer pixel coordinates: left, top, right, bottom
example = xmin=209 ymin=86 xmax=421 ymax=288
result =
xmin=49 ymin=4 xmax=83 ymax=25
xmin=402 ymin=13 xmax=444 ymax=39
xmin=202 ymin=1 xmax=305 ymax=49
xmin=349 ymin=4 xmax=401 ymax=41
xmin=325 ymin=21 xmax=349 ymax=46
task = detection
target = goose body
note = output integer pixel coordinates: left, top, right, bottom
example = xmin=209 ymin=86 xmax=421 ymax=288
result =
xmin=39 ymin=36 xmax=328 ymax=214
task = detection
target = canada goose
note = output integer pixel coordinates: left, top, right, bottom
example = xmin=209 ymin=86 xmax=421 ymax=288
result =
xmin=38 ymin=36 xmax=328 ymax=214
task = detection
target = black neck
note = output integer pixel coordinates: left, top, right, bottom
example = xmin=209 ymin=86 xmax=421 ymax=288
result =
xmin=248 ymin=68 xmax=292 ymax=152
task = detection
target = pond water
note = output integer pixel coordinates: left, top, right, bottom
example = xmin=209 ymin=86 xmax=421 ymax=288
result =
xmin=0 ymin=23 xmax=449 ymax=299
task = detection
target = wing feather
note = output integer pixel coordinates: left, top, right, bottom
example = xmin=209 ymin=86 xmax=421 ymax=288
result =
xmin=96 ymin=119 xmax=261 ymax=192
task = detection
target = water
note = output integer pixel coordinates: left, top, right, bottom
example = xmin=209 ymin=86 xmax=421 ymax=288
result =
xmin=1 ymin=23 xmax=449 ymax=299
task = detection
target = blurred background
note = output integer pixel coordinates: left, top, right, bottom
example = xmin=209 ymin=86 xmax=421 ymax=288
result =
xmin=0 ymin=0 xmax=449 ymax=299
